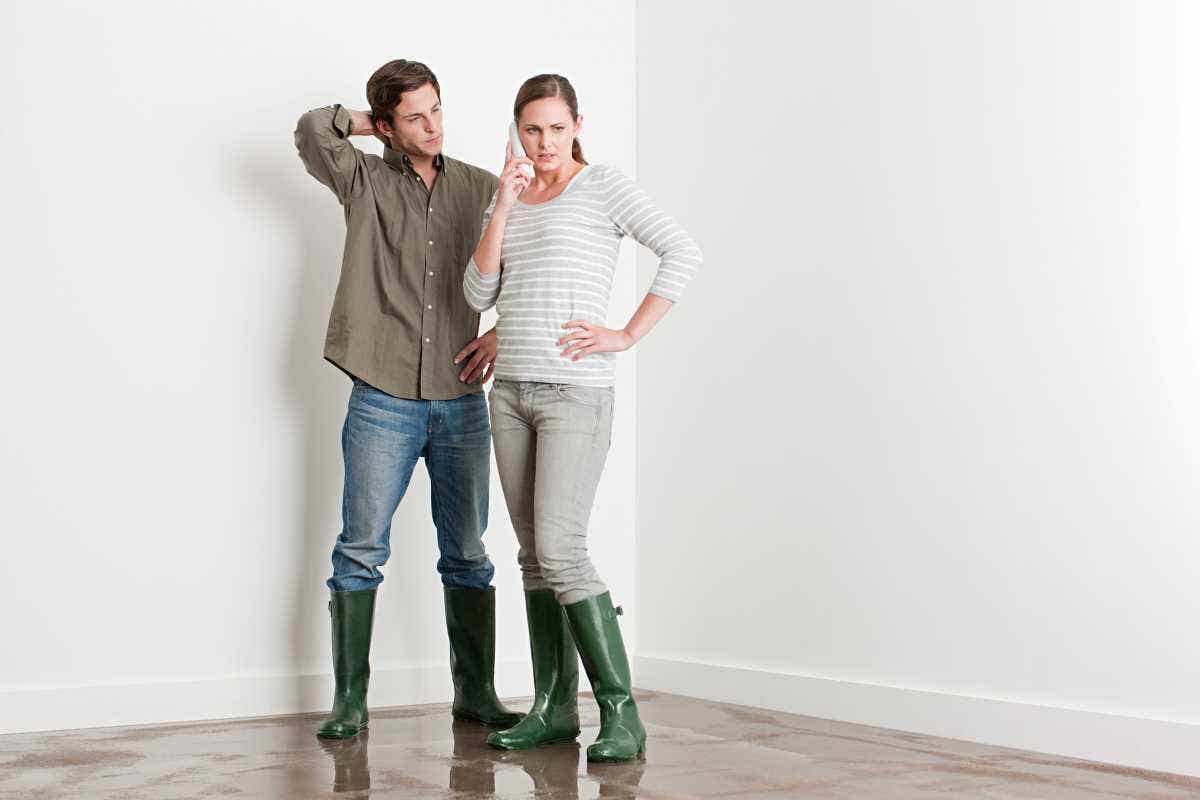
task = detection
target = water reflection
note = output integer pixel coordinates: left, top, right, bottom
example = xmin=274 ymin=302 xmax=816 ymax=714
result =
xmin=317 ymin=729 xmax=370 ymax=794
xmin=588 ymin=758 xmax=647 ymax=799
xmin=495 ymin=742 xmax=584 ymax=797
xmin=317 ymin=716 xmax=648 ymax=798
xmin=449 ymin=718 xmax=499 ymax=795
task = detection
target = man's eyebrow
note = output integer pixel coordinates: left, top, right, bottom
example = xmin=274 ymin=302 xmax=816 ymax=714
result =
xmin=404 ymin=104 xmax=440 ymax=118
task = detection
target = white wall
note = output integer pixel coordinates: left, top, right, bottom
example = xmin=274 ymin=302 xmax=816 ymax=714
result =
xmin=634 ymin=0 xmax=1200 ymax=778
xmin=0 ymin=0 xmax=639 ymax=732
xmin=6 ymin=0 xmax=1198 ymax=779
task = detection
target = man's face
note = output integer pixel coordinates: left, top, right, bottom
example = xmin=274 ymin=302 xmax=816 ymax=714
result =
xmin=377 ymin=82 xmax=443 ymax=157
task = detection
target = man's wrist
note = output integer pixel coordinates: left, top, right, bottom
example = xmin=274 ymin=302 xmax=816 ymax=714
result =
xmin=348 ymin=109 xmax=375 ymax=136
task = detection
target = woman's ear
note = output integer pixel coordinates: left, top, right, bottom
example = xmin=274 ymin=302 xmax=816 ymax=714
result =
xmin=575 ymin=115 xmax=584 ymax=136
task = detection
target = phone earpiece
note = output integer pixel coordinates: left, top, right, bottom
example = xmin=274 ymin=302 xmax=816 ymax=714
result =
xmin=509 ymin=122 xmax=535 ymax=178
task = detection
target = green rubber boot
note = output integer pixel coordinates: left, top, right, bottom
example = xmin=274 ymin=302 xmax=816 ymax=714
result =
xmin=444 ymin=585 xmax=523 ymax=727
xmin=316 ymin=588 xmax=376 ymax=739
xmin=487 ymin=589 xmax=581 ymax=750
xmin=563 ymin=592 xmax=646 ymax=762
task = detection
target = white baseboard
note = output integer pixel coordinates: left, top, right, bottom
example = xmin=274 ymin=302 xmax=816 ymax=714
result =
xmin=0 ymin=659 xmax=532 ymax=735
xmin=632 ymin=655 xmax=1200 ymax=779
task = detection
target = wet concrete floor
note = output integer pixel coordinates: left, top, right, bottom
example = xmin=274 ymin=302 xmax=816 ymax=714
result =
xmin=1 ymin=690 xmax=1196 ymax=799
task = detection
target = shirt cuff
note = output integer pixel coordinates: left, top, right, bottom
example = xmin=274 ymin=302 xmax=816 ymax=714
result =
xmin=331 ymin=104 xmax=355 ymax=139
xmin=468 ymin=258 xmax=501 ymax=286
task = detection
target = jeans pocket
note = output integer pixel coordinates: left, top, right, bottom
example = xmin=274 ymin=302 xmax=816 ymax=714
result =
xmin=554 ymin=383 xmax=612 ymax=408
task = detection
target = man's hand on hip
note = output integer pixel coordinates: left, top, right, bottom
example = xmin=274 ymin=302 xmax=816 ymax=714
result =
xmin=454 ymin=328 xmax=497 ymax=384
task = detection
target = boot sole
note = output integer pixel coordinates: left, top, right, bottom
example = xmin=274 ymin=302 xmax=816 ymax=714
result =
xmin=315 ymin=723 xmax=368 ymax=740
xmin=486 ymin=732 xmax=581 ymax=751
xmin=451 ymin=710 xmax=523 ymax=728
xmin=587 ymin=743 xmax=647 ymax=763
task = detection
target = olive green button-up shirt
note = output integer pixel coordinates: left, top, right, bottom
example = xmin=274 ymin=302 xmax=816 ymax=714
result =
xmin=294 ymin=104 xmax=499 ymax=400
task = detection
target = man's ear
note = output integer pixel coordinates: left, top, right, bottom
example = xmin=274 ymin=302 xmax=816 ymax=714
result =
xmin=373 ymin=115 xmax=393 ymax=145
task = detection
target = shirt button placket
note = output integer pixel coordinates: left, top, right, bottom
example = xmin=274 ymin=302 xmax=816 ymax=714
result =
xmin=420 ymin=172 xmax=446 ymax=395
xmin=420 ymin=204 xmax=435 ymax=390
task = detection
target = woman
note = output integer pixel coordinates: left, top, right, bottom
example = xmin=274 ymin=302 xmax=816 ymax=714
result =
xmin=463 ymin=74 xmax=702 ymax=763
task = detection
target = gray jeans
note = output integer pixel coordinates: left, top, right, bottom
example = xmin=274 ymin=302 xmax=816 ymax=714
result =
xmin=488 ymin=379 xmax=615 ymax=605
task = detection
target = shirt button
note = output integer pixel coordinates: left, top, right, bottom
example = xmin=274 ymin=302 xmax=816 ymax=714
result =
xmin=427 ymin=304 xmax=433 ymax=310
xmin=428 ymin=240 xmax=434 ymax=246
xmin=425 ymin=337 xmax=431 ymax=343
xmin=428 ymin=271 xmax=434 ymax=276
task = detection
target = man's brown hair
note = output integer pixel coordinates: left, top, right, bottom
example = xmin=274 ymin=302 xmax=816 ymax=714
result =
xmin=366 ymin=59 xmax=441 ymax=127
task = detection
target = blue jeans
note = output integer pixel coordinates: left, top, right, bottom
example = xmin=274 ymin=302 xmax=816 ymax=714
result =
xmin=326 ymin=379 xmax=496 ymax=592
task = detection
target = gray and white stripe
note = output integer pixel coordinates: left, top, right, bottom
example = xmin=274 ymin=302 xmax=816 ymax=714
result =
xmin=463 ymin=163 xmax=702 ymax=387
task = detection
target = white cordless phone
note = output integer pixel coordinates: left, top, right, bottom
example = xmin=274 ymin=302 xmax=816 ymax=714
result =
xmin=509 ymin=122 xmax=535 ymax=178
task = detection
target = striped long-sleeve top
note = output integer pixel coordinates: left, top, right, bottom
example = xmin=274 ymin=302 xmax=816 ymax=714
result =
xmin=462 ymin=163 xmax=702 ymax=387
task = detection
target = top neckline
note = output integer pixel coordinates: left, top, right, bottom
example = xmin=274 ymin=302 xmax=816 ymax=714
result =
xmin=515 ymin=164 xmax=594 ymax=208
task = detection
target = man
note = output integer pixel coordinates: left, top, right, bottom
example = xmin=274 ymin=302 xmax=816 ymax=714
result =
xmin=294 ymin=59 xmax=519 ymax=739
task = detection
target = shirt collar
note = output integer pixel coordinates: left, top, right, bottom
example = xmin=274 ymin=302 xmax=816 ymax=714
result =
xmin=383 ymin=146 xmax=445 ymax=176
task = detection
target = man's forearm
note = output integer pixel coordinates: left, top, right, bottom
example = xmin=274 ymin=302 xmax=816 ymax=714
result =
xmin=347 ymin=109 xmax=375 ymax=136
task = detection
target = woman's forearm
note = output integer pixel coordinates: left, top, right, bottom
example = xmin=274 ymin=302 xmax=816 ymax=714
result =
xmin=472 ymin=209 xmax=509 ymax=275
xmin=623 ymin=293 xmax=675 ymax=345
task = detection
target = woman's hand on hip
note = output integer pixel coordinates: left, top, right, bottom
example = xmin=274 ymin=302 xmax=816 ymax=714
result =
xmin=558 ymin=320 xmax=634 ymax=361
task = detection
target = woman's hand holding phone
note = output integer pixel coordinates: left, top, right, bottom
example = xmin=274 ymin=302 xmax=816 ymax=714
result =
xmin=496 ymin=140 xmax=535 ymax=211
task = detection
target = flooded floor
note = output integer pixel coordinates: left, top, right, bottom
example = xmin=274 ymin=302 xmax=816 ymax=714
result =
xmin=1 ymin=690 xmax=1196 ymax=798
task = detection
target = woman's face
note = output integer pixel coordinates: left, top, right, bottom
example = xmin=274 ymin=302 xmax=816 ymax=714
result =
xmin=516 ymin=97 xmax=582 ymax=172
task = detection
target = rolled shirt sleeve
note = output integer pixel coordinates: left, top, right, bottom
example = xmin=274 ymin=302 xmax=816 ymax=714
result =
xmin=462 ymin=192 xmax=502 ymax=311
xmin=463 ymin=259 xmax=501 ymax=312
xmin=293 ymin=104 xmax=365 ymax=206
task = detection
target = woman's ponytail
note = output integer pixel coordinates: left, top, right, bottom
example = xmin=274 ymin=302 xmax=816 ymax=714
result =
xmin=515 ymin=74 xmax=588 ymax=165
